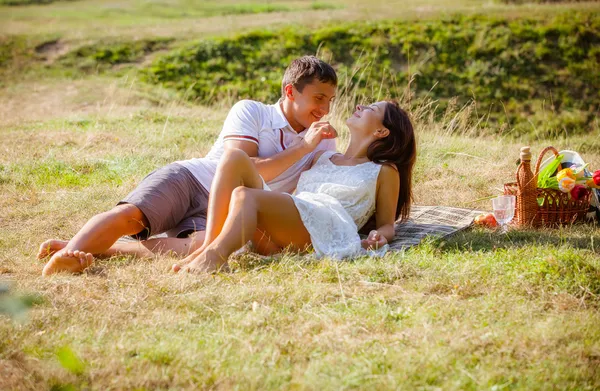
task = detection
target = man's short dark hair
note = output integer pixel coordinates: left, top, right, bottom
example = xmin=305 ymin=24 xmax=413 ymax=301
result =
xmin=281 ymin=56 xmax=337 ymax=96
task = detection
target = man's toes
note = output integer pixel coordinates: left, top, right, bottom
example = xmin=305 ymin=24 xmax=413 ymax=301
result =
xmin=42 ymin=252 xmax=80 ymax=276
xmin=37 ymin=240 xmax=52 ymax=259
xmin=82 ymin=253 xmax=94 ymax=268
xmin=37 ymin=239 xmax=67 ymax=259
xmin=73 ymin=251 xmax=93 ymax=267
xmin=41 ymin=249 xmax=95 ymax=276
xmin=172 ymin=263 xmax=181 ymax=273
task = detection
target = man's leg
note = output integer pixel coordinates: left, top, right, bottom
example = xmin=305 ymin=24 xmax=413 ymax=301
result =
xmin=41 ymin=163 xmax=205 ymax=275
xmin=38 ymin=231 xmax=204 ymax=260
xmin=41 ymin=204 xmax=150 ymax=275
xmin=181 ymin=188 xmax=311 ymax=273
xmin=173 ymin=149 xmax=264 ymax=271
xmin=104 ymin=232 xmax=205 ymax=258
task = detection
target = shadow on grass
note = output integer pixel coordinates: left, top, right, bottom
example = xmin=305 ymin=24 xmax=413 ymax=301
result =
xmin=84 ymin=255 xmax=156 ymax=276
xmin=440 ymin=224 xmax=600 ymax=253
xmin=231 ymin=252 xmax=289 ymax=272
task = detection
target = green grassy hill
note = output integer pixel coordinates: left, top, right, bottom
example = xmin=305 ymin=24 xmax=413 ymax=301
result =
xmin=2 ymin=3 xmax=599 ymax=137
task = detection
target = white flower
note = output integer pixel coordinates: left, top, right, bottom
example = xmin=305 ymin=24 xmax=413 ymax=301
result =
xmin=558 ymin=176 xmax=575 ymax=193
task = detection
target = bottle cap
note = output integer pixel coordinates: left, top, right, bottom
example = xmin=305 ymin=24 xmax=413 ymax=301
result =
xmin=520 ymin=146 xmax=532 ymax=161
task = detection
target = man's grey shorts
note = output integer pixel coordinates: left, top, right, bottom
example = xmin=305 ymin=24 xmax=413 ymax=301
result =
xmin=119 ymin=163 xmax=209 ymax=239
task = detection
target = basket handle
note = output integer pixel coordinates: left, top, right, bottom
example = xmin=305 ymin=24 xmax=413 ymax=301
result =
xmin=534 ymin=146 xmax=562 ymax=176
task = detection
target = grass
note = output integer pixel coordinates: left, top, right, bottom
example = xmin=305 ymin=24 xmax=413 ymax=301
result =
xmin=0 ymin=0 xmax=346 ymax=39
xmin=1 ymin=75 xmax=599 ymax=389
xmin=1 ymin=0 xmax=600 ymax=389
xmin=2 ymin=238 xmax=600 ymax=389
xmin=2 ymin=0 xmax=600 ymax=40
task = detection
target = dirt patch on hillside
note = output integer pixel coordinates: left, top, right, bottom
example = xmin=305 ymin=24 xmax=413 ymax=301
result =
xmin=34 ymin=39 xmax=70 ymax=63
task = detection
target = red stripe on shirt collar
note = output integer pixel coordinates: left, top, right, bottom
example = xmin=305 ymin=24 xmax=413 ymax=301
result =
xmin=224 ymin=135 xmax=259 ymax=143
xmin=279 ymin=129 xmax=286 ymax=150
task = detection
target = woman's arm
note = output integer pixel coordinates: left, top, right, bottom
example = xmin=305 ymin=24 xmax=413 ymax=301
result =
xmin=362 ymin=164 xmax=399 ymax=249
xmin=309 ymin=150 xmax=327 ymax=168
xmin=283 ymin=150 xmax=328 ymax=194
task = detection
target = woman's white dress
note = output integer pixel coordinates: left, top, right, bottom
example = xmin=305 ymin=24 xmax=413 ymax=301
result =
xmin=290 ymin=150 xmax=384 ymax=259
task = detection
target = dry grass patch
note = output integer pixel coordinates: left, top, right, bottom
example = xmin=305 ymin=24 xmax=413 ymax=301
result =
xmin=3 ymin=0 xmax=600 ymax=40
xmin=3 ymin=248 xmax=600 ymax=389
xmin=0 ymin=76 xmax=166 ymax=126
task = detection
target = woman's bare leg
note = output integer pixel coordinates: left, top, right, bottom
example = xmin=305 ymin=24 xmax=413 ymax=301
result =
xmin=181 ymin=188 xmax=311 ymax=273
xmin=252 ymin=228 xmax=281 ymax=256
xmin=173 ymin=149 xmax=264 ymax=271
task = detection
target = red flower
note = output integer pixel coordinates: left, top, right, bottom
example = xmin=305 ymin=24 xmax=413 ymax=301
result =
xmin=594 ymin=170 xmax=600 ymax=186
xmin=570 ymin=185 xmax=589 ymax=201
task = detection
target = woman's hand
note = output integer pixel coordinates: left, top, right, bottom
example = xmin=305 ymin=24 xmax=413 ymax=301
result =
xmin=361 ymin=230 xmax=388 ymax=250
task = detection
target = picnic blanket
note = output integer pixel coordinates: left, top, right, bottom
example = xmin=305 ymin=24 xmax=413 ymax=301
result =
xmin=388 ymin=205 xmax=484 ymax=251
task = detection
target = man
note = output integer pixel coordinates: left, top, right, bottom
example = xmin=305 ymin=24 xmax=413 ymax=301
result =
xmin=39 ymin=55 xmax=338 ymax=275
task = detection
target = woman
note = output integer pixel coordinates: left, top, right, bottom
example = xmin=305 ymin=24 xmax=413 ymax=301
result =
xmin=172 ymin=100 xmax=417 ymax=273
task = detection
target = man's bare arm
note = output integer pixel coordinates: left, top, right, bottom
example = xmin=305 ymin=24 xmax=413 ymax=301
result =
xmin=223 ymin=139 xmax=313 ymax=182
xmin=223 ymin=121 xmax=337 ymax=182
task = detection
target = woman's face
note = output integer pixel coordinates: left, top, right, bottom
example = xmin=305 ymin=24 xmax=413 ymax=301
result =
xmin=346 ymin=101 xmax=387 ymax=134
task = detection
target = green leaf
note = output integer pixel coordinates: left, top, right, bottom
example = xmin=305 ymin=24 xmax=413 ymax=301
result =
xmin=56 ymin=346 xmax=86 ymax=375
xmin=537 ymin=154 xmax=563 ymax=188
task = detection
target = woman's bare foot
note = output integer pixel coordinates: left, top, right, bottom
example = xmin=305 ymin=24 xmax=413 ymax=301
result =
xmin=37 ymin=239 xmax=69 ymax=259
xmin=42 ymin=249 xmax=94 ymax=276
xmin=172 ymin=245 xmax=206 ymax=272
xmin=180 ymin=249 xmax=227 ymax=274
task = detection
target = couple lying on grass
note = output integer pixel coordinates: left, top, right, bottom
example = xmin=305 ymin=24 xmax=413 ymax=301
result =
xmin=39 ymin=55 xmax=416 ymax=275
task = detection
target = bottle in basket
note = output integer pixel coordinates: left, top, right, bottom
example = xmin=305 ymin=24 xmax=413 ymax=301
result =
xmin=516 ymin=146 xmax=537 ymax=226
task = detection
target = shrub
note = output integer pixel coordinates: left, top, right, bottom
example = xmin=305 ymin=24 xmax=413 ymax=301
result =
xmin=58 ymin=38 xmax=174 ymax=69
xmin=142 ymin=13 xmax=600 ymax=135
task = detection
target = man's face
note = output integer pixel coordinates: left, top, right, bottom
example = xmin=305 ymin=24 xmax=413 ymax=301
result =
xmin=288 ymin=80 xmax=336 ymax=130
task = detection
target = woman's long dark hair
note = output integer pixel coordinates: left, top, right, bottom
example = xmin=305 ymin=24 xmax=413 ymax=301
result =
xmin=362 ymin=101 xmax=416 ymax=231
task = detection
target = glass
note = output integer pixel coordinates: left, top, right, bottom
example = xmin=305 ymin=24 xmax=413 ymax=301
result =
xmin=492 ymin=195 xmax=516 ymax=233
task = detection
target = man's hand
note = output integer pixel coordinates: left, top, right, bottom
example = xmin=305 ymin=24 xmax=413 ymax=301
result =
xmin=302 ymin=121 xmax=337 ymax=151
xmin=361 ymin=230 xmax=388 ymax=250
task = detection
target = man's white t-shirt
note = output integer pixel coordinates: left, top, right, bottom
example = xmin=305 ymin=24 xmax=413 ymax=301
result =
xmin=177 ymin=100 xmax=336 ymax=194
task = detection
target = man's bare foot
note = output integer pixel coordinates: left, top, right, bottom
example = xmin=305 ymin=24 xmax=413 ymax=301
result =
xmin=180 ymin=249 xmax=227 ymax=274
xmin=37 ymin=239 xmax=69 ymax=259
xmin=42 ymin=249 xmax=94 ymax=276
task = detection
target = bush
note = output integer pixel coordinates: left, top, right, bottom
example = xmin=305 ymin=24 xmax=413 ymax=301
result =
xmin=0 ymin=35 xmax=35 ymax=83
xmin=59 ymin=38 xmax=174 ymax=69
xmin=142 ymin=13 xmax=600 ymax=136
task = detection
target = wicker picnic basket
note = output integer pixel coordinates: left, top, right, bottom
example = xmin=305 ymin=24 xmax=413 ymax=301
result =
xmin=503 ymin=146 xmax=591 ymax=227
